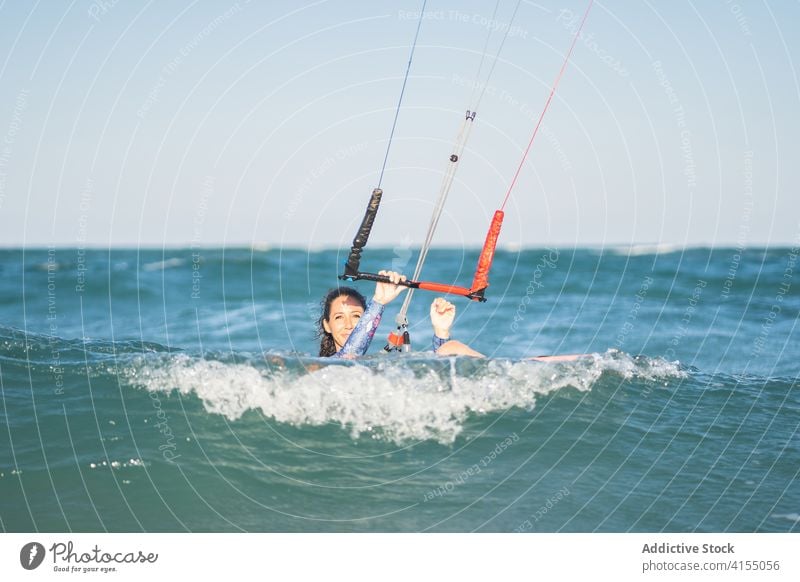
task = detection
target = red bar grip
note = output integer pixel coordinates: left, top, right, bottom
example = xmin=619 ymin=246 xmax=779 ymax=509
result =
xmin=417 ymin=281 xmax=474 ymax=296
xmin=470 ymin=210 xmax=504 ymax=292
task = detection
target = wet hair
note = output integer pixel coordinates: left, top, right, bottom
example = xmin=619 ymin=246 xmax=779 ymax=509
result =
xmin=316 ymin=286 xmax=367 ymax=357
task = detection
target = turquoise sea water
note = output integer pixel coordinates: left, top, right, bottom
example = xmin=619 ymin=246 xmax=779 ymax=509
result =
xmin=0 ymin=247 xmax=798 ymax=532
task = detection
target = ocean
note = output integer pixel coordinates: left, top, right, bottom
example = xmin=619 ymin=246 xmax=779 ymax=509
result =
xmin=0 ymin=246 xmax=797 ymax=532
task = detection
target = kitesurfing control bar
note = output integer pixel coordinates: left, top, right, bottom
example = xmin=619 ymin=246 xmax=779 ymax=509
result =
xmin=342 ymin=271 xmax=487 ymax=302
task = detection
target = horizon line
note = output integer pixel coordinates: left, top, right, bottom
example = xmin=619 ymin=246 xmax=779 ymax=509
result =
xmin=0 ymin=242 xmax=796 ymax=252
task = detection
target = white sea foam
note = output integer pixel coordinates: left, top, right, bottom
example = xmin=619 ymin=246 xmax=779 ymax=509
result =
xmin=611 ymin=243 xmax=683 ymax=256
xmin=88 ymin=458 xmax=144 ymax=470
xmin=771 ymin=513 xmax=800 ymax=523
xmin=127 ymin=351 xmax=684 ymax=445
xmin=142 ymin=257 xmax=185 ymax=271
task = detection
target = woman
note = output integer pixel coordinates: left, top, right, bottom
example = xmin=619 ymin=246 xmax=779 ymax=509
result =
xmin=430 ymin=297 xmax=584 ymax=362
xmin=316 ymin=270 xmax=581 ymax=360
xmin=317 ymin=270 xmax=406 ymax=357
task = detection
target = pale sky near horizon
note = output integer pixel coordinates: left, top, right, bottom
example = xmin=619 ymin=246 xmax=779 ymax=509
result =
xmin=0 ymin=0 xmax=798 ymax=249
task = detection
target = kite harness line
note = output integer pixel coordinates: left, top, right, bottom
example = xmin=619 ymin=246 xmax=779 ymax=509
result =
xmin=340 ymin=0 xmax=489 ymax=304
xmin=465 ymin=0 xmax=594 ymax=313
xmin=386 ymin=0 xmax=523 ymax=351
xmin=339 ymin=0 xmax=431 ymax=289
xmin=339 ymin=0 xmax=521 ymax=296
xmin=340 ymin=0 xmax=593 ymax=352
xmin=341 ymin=0 xmax=520 ymax=351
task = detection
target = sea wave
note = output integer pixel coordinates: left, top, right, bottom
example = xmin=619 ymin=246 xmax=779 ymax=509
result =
xmin=122 ymin=350 xmax=685 ymax=444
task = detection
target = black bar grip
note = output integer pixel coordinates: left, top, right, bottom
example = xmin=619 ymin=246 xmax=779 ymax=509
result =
xmin=342 ymin=188 xmax=383 ymax=278
xmin=350 ymin=272 xmax=420 ymax=289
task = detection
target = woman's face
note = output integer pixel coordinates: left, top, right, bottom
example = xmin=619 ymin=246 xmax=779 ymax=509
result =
xmin=323 ymin=295 xmax=365 ymax=351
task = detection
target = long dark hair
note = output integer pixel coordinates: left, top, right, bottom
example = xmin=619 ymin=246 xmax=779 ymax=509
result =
xmin=316 ymin=286 xmax=367 ymax=357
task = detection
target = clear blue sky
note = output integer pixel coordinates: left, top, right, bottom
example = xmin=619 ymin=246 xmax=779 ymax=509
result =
xmin=1 ymin=0 xmax=798 ymax=248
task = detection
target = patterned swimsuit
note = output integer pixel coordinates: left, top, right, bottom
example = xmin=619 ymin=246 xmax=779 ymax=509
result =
xmin=329 ymin=300 xmax=448 ymax=357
